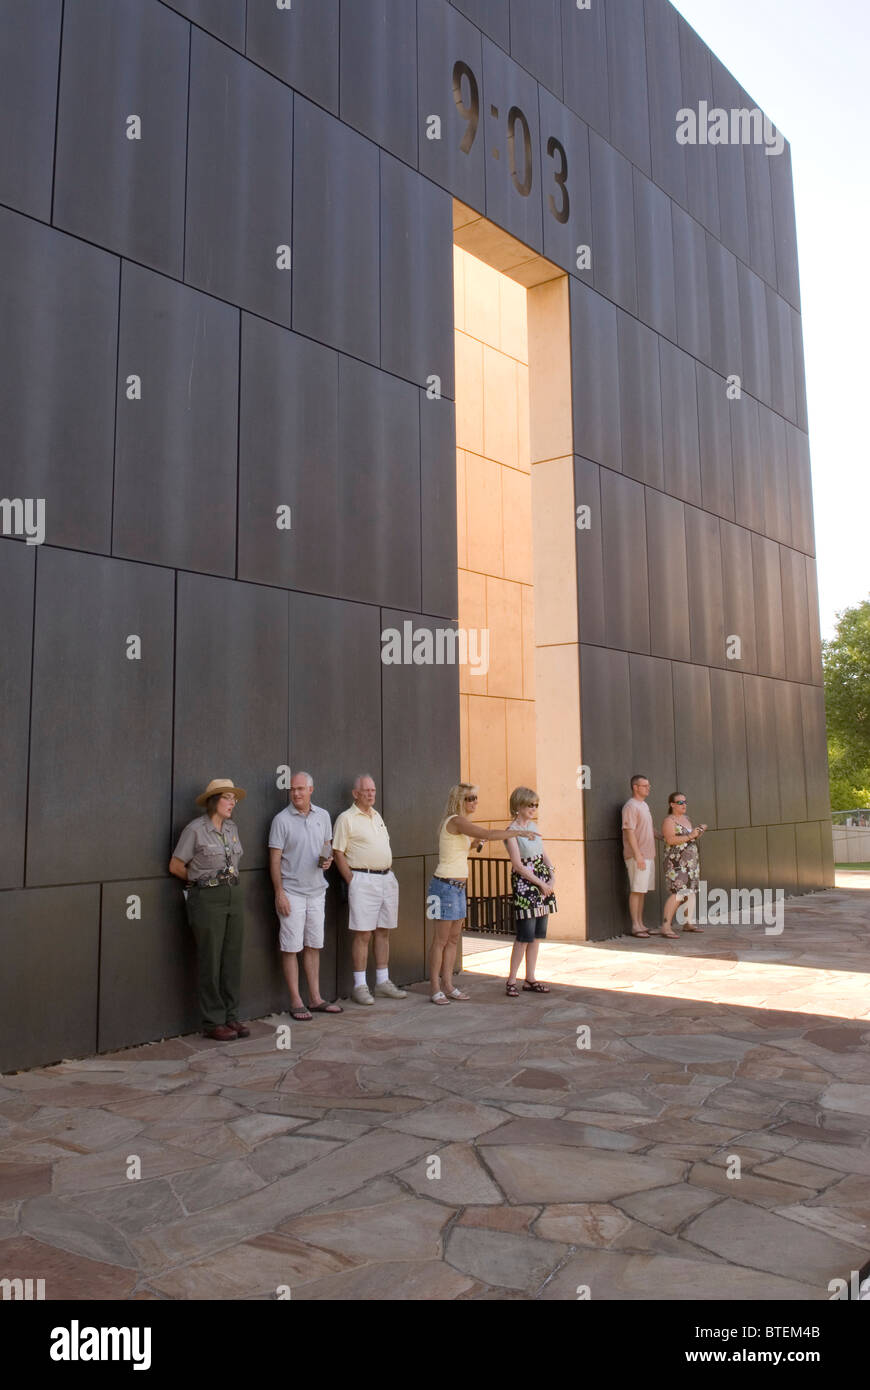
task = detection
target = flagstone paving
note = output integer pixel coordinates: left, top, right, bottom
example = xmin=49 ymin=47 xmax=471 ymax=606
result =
xmin=1 ymin=884 xmax=869 ymax=1299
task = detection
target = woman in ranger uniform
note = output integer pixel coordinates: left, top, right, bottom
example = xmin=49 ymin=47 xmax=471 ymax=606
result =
xmin=169 ymin=778 xmax=250 ymax=1040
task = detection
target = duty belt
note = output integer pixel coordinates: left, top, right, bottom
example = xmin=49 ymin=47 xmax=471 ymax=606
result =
xmin=190 ymin=869 xmax=240 ymax=889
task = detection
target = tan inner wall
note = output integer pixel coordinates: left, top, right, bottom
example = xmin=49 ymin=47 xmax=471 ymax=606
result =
xmin=453 ymin=222 xmax=586 ymax=940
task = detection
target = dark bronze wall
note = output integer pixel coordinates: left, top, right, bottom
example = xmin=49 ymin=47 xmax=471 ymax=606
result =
xmin=570 ymin=0 xmax=831 ymax=935
xmin=0 ymin=0 xmax=829 ymax=1067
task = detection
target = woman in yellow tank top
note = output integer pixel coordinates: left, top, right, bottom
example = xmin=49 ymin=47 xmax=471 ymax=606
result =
xmin=427 ymin=782 xmax=537 ymax=1004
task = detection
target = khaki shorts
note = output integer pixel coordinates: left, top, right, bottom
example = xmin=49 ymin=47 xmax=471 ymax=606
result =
xmin=278 ymin=889 xmax=326 ymax=952
xmin=626 ymin=857 xmax=655 ymax=893
xmin=348 ymin=871 xmax=399 ymax=932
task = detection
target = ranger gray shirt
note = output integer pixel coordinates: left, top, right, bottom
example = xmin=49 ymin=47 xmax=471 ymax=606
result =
xmin=173 ymin=816 xmax=243 ymax=883
xmin=268 ymin=804 xmax=332 ymax=895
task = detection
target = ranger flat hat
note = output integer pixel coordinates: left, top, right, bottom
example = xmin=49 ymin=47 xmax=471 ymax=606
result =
xmin=195 ymin=778 xmax=247 ymax=807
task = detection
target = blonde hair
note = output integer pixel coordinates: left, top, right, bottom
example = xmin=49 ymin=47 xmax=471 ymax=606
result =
xmin=510 ymin=786 xmax=538 ymax=817
xmin=440 ymin=782 xmax=479 ymax=831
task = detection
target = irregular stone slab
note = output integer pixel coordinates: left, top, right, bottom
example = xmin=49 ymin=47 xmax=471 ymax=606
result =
xmin=0 ymin=1234 xmax=138 ymax=1299
xmin=776 ymin=1119 xmax=869 ymax=1145
xmin=538 ymin=1249 xmax=821 ymax=1301
xmin=257 ymin=1094 xmax=423 ymax=1114
xmin=130 ymin=1132 xmax=435 ymax=1272
xmin=459 ymin=1205 xmax=540 ymax=1234
xmin=0 ymin=1099 xmax=40 ymax=1124
xmin=684 ymin=1197 xmax=867 ymax=1281
xmin=318 ymin=1108 xmax=405 ymax=1128
xmin=456 ymin=1282 xmax=531 ymax=1301
xmin=480 ymin=1144 xmax=684 ymax=1205
xmin=702 ymin=1084 xmax=785 ymax=1116
xmin=608 ymin=1221 xmax=730 ymax=1263
xmin=291 ymin=1258 xmax=476 ymax=1301
xmin=634 ymin=1118 xmax=743 ymax=1146
xmin=561 ymin=1109 xmax=652 ymax=1131
xmin=169 ymin=1158 xmax=266 ymax=1214
xmin=0 ymin=1162 xmax=52 ymax=1200
xmin=277 ymin=1061 xmax=381 ymax=1097
xmin=148 ymin=1232 xmax=357 ymax=1299
xmin=732 ymin=1129 xmax=797 ymax=1154
xmin=688 ymin=1163 xmax=815 ymax=1209
xmin=773 ymin=1202 xmax=870 ymax=1249
xmin=397 ymin=1142 xmax=504 ymax=1206
xmin=390 ymin=1082 xmax=453 ymax=1102
xmin=820 ymin=1084 xmax=870 ymax=1118
xmin=23 ymin=1107 xmax=145 ymax=1153
xmin=445 ymin=1226 xmax=568 ymax=1292
xmin=508 ymin=1068 xmax=571 ymax=1091
xmin=804 ymin=1027 xmax=867 ymax=1053
xmin=693 ymin=1108 xmax=769 ymax=1131
xmin=99 ymin=1039 xmax=198 ymax=1061
xmin=247 ymin=1135 xmax=343 ymax=1183
xmin=52 ymin=1139 xmax=212 ymax=1194
xmin=480 ymin=1116 xmax=642 ymax=1152
xmin=383 ymin=1098 xmax=508 ymax=1142
xmin=21 ymin=1195 xmax=137 ymax=1269
xmin=786 ymin=1141 xmax=870 ymax=1177
xmin=107 ymin=1094 xmax=246 ymax=1123
xmin=616 ymin=1183 xmax=722 ymax=1234
xmin=753 ymin=1156 xmax=841 ymax=1190
xmin=565 ymin=1090 xmax=664 ymax=1117
xmin=809 ymin=1174 xmax=870 ymax=1225
xmin=17 ymin=1084 xmax=151 ymax=1107
xmin=629 ymin=1035 xmax=753 ymax=1064
xmin=534 ymin=1203 xmax=633 ymax=1247
xmin=704 ymin=1147 xmax=775 ymax=1171
xmin=165 ymin=1125 xmax=251 ymax=1160
xmin=313 ymin=1177 xmax=407 ymax=1214
xmin=296 ymin=1118 xmax=373 ymax=1142
xmin=77 ymin=1179 xmax=185 ymax=1236
xmin=504 ymin=1103 xmax=567 ymax=1120
xmin=283 ymin=1193 xmax=450 ymax=1262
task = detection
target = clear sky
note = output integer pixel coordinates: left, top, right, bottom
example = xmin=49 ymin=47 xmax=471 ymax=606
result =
xmin=669 ymin=0 xmax=870 ymax=639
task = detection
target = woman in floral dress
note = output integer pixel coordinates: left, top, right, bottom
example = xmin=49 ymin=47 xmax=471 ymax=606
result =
xmin=504 ymin=786 xmax=557 ymax=995
xmin=660 ymin=792 xmax=706 ymax=938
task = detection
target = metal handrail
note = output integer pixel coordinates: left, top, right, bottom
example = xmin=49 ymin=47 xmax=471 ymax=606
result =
xmin=467 ymin=854 xmax=514 ymax=936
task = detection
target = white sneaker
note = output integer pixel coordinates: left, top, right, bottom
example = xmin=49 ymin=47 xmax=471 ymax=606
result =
xmin=351 ymin=983 xmax=375 ymax=1005
xmin=374 ymin=979 xmax=407 ymax=999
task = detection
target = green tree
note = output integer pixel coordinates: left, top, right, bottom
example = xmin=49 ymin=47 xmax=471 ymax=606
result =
xmin=822 ymin=597 xmax=870 ymax=810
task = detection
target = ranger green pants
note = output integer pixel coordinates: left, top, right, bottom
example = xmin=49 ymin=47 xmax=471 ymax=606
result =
xmin=186 ymin=883 xmax=245 ymax=1029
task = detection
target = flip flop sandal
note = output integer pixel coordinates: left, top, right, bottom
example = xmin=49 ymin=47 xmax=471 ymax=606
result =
xmin=505 ymin=981 xmax=520 ymax=997
xmin=311 ymin=1001 xmax=343 ymax=1013
xmin=431 ymin=991 xmax=451 ymax=1005
xmin=446 ymin=988 xmax=470 ymax=1000
xmin=523 ymin=981 xmax=550 ymax=992
xmin=290 ymin=1008 xmax=312 ymax=1021
xmin=631 ymin=929 xmax=651 ymax=938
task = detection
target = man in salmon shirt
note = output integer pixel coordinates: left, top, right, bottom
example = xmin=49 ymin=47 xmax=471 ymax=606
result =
xmin=622 ymin=774 xmax=656 ymax=938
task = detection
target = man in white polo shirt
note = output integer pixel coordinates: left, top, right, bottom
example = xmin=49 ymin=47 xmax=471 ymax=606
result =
xmin=269 ymin=771 xmax=343 ymax=1020
xmin=622 ymin=773 xmax=656 ymax=939
xmin=332 ymin=774 xmax=407 ymax=1006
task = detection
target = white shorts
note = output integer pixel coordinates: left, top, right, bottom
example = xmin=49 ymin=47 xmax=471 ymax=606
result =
xmin=348 ymin=871 xmax=399 ymax=932
xmin=278 ymin=888 xmax=326 ymax=952
xmin=626 ymin=857 xmax=655 ymax=893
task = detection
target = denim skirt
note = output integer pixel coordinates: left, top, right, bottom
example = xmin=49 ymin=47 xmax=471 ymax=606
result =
xmin=427 ymin=875 xmax=467 ymax=922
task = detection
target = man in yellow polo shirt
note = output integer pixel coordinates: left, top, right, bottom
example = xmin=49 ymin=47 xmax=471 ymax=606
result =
xmin=332 ymin=774 xmax=407 ymax=1006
